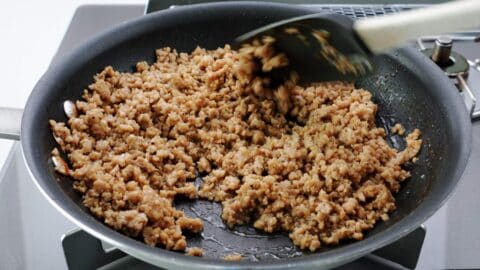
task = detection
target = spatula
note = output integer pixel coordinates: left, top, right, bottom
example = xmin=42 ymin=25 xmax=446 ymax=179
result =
xmin=236 ymin=0 xmax=480 ymax=82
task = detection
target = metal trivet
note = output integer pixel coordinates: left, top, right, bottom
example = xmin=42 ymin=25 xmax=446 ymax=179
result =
xmin=62 ymin=227 xmax=425 ymax=270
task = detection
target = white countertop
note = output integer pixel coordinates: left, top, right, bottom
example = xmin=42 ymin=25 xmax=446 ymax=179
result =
xmin=0 ymin=0 xmax=145 ymax=171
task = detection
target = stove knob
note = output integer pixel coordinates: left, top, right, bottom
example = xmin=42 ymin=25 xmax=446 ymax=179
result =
xmin=431 ymin=36 xmax=453 ymax=67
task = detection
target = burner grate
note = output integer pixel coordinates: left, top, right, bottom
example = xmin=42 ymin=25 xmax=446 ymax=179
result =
xmin=145 ymin=1 xmax=422 ymax=16
xmin=299 ymin=4 xmax=422 ymax=19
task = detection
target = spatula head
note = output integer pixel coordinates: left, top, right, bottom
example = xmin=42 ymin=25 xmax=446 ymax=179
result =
xmin=236 ymin=13 xmax=373 ymax=83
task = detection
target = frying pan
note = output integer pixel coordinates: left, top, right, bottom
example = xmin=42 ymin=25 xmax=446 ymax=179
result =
xmin=0 ymin=2 xmax=471 ymax=269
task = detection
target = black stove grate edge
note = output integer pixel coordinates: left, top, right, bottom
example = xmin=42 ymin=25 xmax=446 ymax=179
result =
xmin=62 ymin=227 xmax=425 ymax=270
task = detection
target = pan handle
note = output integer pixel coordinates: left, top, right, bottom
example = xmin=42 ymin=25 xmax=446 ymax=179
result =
xmin=0 ymin=108 xmax=23 ymax=141
xmin=354 ymin=0 xmax=480 ymax=53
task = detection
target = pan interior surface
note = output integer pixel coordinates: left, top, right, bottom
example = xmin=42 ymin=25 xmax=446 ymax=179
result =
xmin=21 ymin=2 xmax=471 ymax=269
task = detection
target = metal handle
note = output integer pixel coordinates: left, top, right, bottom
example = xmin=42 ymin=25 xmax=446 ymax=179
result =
xmin=354 ymin=0 xmax=480 ymax=53
xmin=0 ymin=107 xmax=23 ymax=141
xmin=62 ymin=229 xmax=128 ymax=270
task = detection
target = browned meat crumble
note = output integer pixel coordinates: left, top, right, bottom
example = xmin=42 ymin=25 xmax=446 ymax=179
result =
xmin=223 ymin=253 xmax=243 ymax=261
xmin=391 ymin=123 xmax=406 ymax=136
xmin=186 ymin=247 xmax=204 ymax=257
xmin=50 ymin=40 xmax=422 ymax=253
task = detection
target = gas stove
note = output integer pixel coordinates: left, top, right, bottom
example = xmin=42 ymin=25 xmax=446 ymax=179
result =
xmin=0 ymin=2 xmax=479 ymax=270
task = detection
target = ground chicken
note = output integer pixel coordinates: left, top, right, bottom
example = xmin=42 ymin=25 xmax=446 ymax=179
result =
xmin=186 ymin=247 xmax=204 ymax=257
xmin=50 ymin=39 xmax=422 ymax=254
xmin=224 ymin=253 xmax=243 ymax=261
xmin=391 ymin=123 xmax=406 ymax=135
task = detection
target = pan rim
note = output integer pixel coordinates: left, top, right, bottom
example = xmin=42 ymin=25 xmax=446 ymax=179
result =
xmin=21 ymin=1 xmax=472 ymax=269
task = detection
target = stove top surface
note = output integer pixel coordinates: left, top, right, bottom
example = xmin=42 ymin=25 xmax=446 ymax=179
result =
xmin=0 ymin=2 xmax=479 ymax=270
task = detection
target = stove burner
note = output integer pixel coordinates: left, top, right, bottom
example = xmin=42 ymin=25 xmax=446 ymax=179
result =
xmin=419 ymin=36 xmax=478 ymax=119
xmin=431 ymin=36 xmax=453 ymax=66
xmin=421 ymin=36 xmax=470 ymax=78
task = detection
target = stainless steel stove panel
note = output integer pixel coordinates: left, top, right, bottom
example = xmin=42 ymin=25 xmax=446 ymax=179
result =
xmin=0 ymin=145 xmax=75 ymax=270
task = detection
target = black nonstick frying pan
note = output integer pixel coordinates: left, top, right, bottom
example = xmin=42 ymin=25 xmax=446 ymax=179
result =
xmin=0 ymin=2 xmax=471 ymax=269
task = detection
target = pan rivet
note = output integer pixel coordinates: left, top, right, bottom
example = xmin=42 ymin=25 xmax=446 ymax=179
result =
xmin=63 ymin=100 xmax=78 ymax=118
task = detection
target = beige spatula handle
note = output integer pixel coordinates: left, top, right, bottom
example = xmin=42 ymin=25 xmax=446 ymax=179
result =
xmin=354 ymin=0 xmax=480 ymax=53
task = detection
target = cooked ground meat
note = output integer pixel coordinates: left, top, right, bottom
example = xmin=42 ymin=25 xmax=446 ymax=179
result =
xmin=50 ymin=40 xmax=422 ymax=253
xmin=223 ymin=253 xmax=243 ymax=261
xmin=391 ymin=123 xmax=406 ymax=136
xmin=186 ymin=247 xmax=204 ymax=257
